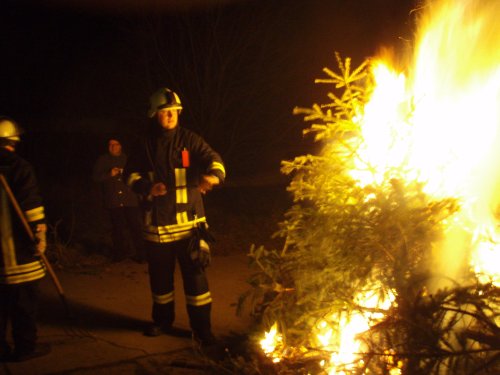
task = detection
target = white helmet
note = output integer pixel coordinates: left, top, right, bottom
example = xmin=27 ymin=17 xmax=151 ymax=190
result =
xmin=0 ymin=117 xmax=23 ymax=141
xmin=148 ymin=88 xmax=183 ymax=118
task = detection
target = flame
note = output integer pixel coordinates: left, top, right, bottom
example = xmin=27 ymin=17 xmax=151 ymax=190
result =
xmin=260 ymin=322 xmax=283 ymax=363
xmin=354 ymin=0 xmax=500 ymax=286
xmin=260 ymin=0 xmax=500 ymax=370
xmin=411 ymin=0 xmax=500 ymax=287
xmin=323 ymin=289 xmax=396 ymax=374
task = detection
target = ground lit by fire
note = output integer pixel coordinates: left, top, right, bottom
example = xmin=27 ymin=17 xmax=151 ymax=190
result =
xmin=259 ymin=0 xmax=499 ymax=373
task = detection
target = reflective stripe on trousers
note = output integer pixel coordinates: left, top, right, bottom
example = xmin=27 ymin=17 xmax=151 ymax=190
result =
xmin=147 ymin=238 xmax=211 ymax=334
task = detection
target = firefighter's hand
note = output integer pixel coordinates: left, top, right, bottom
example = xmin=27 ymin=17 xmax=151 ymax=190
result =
xmin=151 ymin=182 xmax=167 ymax=196
xmin=35 ymin=224 xmax=47 ymax=255
xmin=110 ymin=167 xmax=122 ymax=177
xmin=199 ymin=175 xmax=219 ymax=194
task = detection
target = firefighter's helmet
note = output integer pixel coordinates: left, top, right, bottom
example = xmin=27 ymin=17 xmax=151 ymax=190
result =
xmin=0 ymin=117 xmax=23 ymax=141
xmin=148 ymin=88 xmax=183 ymax=118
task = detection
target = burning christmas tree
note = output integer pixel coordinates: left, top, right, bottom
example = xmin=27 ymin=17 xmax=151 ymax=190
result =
xmin=239 ymin=0 xmax=500 ymax=373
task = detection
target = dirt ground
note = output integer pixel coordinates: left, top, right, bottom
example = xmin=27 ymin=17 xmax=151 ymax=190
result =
xmin=1 ymin=252 xmax=254 ymax=375
xmin=0 ymin=183 xmax=290 ymax=375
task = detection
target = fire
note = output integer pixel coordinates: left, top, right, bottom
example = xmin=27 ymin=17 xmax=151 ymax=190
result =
xmin=260 ymin=322 xmax=283 ymax=363
xmin=355 ymin=0 xmax=500 ymax=287
xmin=260 ymin=0 xmax=499 ymax=371
xmin=324 ymin=289 xmax=396 ymax=374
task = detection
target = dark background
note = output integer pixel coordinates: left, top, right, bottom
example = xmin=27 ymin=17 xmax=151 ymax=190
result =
xmin=0 ymin=0 xmax=416 ymax=249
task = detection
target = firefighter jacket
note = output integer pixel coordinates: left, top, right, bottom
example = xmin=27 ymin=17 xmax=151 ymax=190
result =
xmin=126 ymin=126 xmax=225 ymax=244
xmin=92 ymin=152 xmax=139 ymax=209
xmin=0 ymin=148 xmax=46 ymax=285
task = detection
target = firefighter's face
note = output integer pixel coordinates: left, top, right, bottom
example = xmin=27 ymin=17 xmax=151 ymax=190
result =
xmin=157 ymin=108 xmax=179 ymax=130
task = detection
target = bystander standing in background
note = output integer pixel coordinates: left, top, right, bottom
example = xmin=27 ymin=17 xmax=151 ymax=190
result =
xmin=92 ymin=138 xmax=145 ymax=263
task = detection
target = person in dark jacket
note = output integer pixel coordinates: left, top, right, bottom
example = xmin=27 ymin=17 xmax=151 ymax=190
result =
xmin=93 ymin=138 xmax=145 ymax=263
xmin=0 ymin=116 xmax=50 ymax=362
xmin=125 ymin=88 xmax=226 ymax=347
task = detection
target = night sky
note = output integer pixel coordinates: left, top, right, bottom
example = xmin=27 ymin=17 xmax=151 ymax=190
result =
xmin=1 ymin=0 xmax=416 ymax=181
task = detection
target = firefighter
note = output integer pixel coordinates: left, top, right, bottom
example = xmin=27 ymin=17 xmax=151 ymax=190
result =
xmin=0 ymin=116 xmax=50 ymax=362
xmin=125 ymin=88 xmax=226 ymax=347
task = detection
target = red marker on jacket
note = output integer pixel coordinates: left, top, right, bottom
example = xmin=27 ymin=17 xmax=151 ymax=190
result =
xmin=182 ymin=148 xmax=190 ymax=167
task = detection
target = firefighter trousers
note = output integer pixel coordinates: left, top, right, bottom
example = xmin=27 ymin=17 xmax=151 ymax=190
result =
xmin=0 ymin=281 xmax=39 ymax=354
xmin=146 ymin=238 xmax=213 ymax=339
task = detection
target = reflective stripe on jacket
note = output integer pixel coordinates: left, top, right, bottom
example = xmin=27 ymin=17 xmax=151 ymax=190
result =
xmin=0 ymin=148 xmax=46 ymax=284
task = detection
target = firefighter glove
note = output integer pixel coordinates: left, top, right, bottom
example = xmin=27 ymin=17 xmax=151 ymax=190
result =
xmin=188 ymin=222 xmax=215 ymax=269
xmin=35 ymin=223 xmax=47 ymax=254
xmin=189 ymin=238 xmax=211 ymax=269
xmin=198 ymin=239 xmax=211 ymax=268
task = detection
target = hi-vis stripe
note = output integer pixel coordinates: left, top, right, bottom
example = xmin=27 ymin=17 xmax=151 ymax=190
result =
xmin=0 ymin=261 xmax=46 ymax=284
xmin=25 ymin=206 xmax=44 ymax=222
xmin=175 ymin=168 xmax=186 ymax=187
xmin=1 ymin=191 xmax=16 ymax=267
xmin=2 ymin=236 xmax=15 ymax=266
xmin=209 ymin=161 xmax=226 ymax=176
xmin=143 ymin=228 xmax=192 ymax=243
xmin=143 ymin=216 xmax=207 ymax=243
xmin=175 ymin=168 xmax=187 ymax=204
xmin=186 ymin=291 xmax=212 ymax=306
xmin=176 ymin=211 xmax=188 ymax=224
xmin=176 ymin=189 xmax=187 ymax=204
xmin=152 ymin=291 xmax=174 ymax=304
